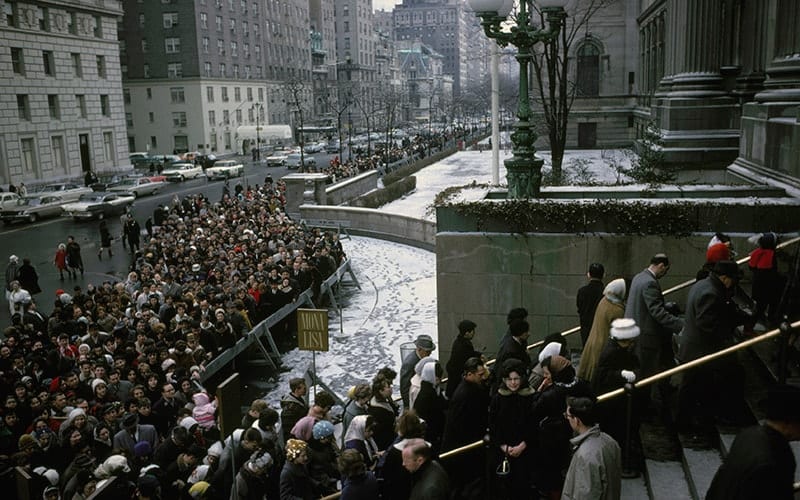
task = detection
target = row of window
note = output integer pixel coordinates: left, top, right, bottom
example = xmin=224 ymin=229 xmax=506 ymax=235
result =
xmin=9 ymin=48 xmax=106 ymax=78
xmin=14 ymin=132 xmax=116 ymax=175
xmin=197 ymin=12 xmax=306 ymax=40
xmin=4 ymin=2 xmax=105 ymax=39
xmin=16 ymin=94 xmax=111 ymax=121
xmin=205 ymin=86 xmax=265 ymax=103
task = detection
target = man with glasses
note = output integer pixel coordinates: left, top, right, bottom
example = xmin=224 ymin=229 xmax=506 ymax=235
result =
xmin=625 ymin=253 xmax=683 ymax=414
xmin=562 ymin=396 xmax=621 ymax=500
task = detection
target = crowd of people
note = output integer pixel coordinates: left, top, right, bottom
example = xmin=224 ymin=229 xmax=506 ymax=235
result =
xmin=1 ymin=177 xmax=797 ymax=500
xmin=0 ymin=178 xmax=352 ymax=499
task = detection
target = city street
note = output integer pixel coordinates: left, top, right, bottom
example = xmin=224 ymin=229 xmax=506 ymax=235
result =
xmin=0 ymin=155 xmax=298 ymax=325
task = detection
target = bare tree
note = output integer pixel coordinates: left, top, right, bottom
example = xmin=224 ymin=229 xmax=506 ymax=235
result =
xmin=284 ymin=77 xmax=311 ymax=171
xmin=320 ymin=80 xmax=353 ymax=160
xmin=375 ymin=86 xmax=404 ymax=168
xmin=530 ymin=0 xmax=616 ymax=180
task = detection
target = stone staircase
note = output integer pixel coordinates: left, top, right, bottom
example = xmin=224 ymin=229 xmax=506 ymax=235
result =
xmin=620 ymin=328 xmax=800 ymax=500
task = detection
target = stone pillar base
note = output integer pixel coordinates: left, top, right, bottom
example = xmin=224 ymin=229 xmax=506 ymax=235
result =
xmin=735 ymin=101 xmax=800 ymax=183
xmin=283 ymin=173 xmax=330 ymax=219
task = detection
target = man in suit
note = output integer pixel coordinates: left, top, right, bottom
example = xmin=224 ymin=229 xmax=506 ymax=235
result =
xmin=113 ymin=412 xmax=158 ymax=457
xmin=576 ymin=262 xmax=605 ymax=346
xmin=401 ymin=334 xmax=436 ymax=408
xmin=625 ymin=253 xmax=684 ymax=411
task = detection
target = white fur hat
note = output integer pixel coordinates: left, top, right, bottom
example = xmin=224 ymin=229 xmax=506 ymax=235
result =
xmin=610 ymin=318 xmax=640 ymax=340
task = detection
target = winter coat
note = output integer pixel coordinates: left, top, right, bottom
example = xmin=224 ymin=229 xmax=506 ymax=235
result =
xmin=578 ymin=297 xmax=625 ymax=382
xmin=408 ymin=460 xmax=450 ymax=500
xmin=340 ymin=399 xmax=368 ymax=447
xmin=341 ymin=471 xmax=379 ymax=500
xmin=279 ymin=393 xmax=308 ymax=442
xmin=706 ymin=424 xmax=796 ymax=500
xmin=413 ymin=380 xmax=447 ymax=453
xmin=279 ymin=461 xmax=315 ymax=500
xmin=494 ymin=336 xmax=532 ymax=378
xmin=561 ymin=425 xmax=622 ymax=500
xmin=444 ymin=335 xmax=481 ymax=398
xmin=577 ymin=279 xmax=605 ymax=345
xmin=192 ymin=392 xmax=218 ymax=429
xmin=16 ymin=263 xmax=41 ymax=294
xmin=368 ymin=397 xmax=398 ymax=451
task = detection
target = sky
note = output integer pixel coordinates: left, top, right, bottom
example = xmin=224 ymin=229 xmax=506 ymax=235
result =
xmin=373 ymin=0 xmax=400 ymax=12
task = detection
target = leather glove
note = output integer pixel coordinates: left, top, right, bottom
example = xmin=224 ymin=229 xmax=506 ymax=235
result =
xmin=620 ymin=370 xmax=636 ymax=383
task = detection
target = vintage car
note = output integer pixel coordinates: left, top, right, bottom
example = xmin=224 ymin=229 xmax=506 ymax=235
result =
xmin=266 ymin=150 xmax=290 ymax=167
xmin=0 ymin=192 xmax=21 ymax=210
xmin=0 ymin=195 xmax=64 ymax=224
xmin=286 ymin=153 xmax=316 ymax=170
xmin=304 ymin=141 xmax=326 ymax=154
xmin=107 ymin=177 xmax=164 ymax=197
xmin=163 ymin=162 xmax=204 ymax=181
xmin=36 ymin=183 xmax=93 ymax=202
xmin=61 ymin=192 xmax=135 ymax=220
xmin=205 ymin=160 xmax=244 ymax=180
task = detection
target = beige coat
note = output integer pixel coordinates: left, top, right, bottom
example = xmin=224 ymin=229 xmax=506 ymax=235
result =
xmin=577 ymin=298 xmax=624 ymax=382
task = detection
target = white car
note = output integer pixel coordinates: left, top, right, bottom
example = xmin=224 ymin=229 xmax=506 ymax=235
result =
xmin=266 ymin=151 xmax=290 ymax=167
xmin=107 ymin=177 xmax=164 ymax=197
xmin=163 ymin=162 xmax=204 ymax=181
xmin=286 ymin=153 xmax=316 ymax=170
xmin=304 ymin=141 xmax=326 ymax=154
xmin=0 ymin=192 xmax=21 ymax=210
xmin=37 ymin=183 xmax=93 ymax=202
xmin=206 ymin=160 xmax=244 ymax=180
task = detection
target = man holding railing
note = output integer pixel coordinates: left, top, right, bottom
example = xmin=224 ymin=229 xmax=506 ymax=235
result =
xmin=625 ymin=254 xmax=684 ymax=416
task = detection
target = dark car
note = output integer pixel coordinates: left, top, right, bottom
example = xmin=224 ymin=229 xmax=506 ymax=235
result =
xmin=61 ymin=192 xmax=135 ymax=221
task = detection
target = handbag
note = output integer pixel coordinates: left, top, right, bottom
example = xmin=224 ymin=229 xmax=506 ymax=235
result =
xmin=496 ymin=453 xmax=511 ymax=476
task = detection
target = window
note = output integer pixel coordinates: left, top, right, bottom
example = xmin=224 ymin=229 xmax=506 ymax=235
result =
xmin=97 ymin=55 xmax=106 ymax=78
xmin=51 ymin=136 xmax=66 ymax=172
xmin=204 ymin=62 xmax=212 ymax=76
xmin=219 ymin=63 xmax=226 ymax=76
xmin=103 ymin=132 xmax=115 ymax=161
xmin=174 ymin=135 xmax=188 ymax=153
xmin=119 ymin=40 xmax=127 ymax=56
xmin=234 ymin=87 xmax=241 ymax=101
xmin=243 ymin=43 xmax=249 ymax=58
xmin=200 ymin=12 xmax=208 ymax=28
xmin=69 ymin=53 xmax=81 ymax=77
xmin=215 ymin=15 xmax=222 ymax=31
xmin=258 ymin=88 xmax=264 ymax=101
xmin=233 ymin=64 xmax=239 ymax=78
xmin=172 ymin=112 xmax=187 ymax=127
xmin=100 ymin=95 xmax=110 ymax=116
xmin=576 ymin=43 xmax=600 ymax=97
xmin=218 ymin=39 xmax=225 ymax=55
xmin=243 ymin=21 xmax=248 ymax=35
xmin=254 ymin=45 xmax=260 ymax=58
xmin=201 ymin=37 xmax=209 ymax=53
xmin=253 ymin=23 xmax=259 ymax=37
xmin=224 ymin=131 xmax=231 ymax=149
xmin=94 ymin=15 xmax=102 ymax=38
xmin=17 ymin=95 xmax=30 ymax=120
xmin=344 ymin=21 xmax=349 ymax=32
xmin=11 ymin=47 xmax=23 ymax=75
xmin=76 ymin=95 xmax=87 ymax=118
xmin=207 ymin=86 xmax=215 ymax=102
xmin=229 ymin=19 xmax=236 ymax=31
xmin=48 ymin=94 xmax=60 ymax=119
xmin=235 ymin=109 xmax=242 ymax=123
xmin=210 ymin=133 xmax=217 ymax=151
xmin=141 ymin=39 xmax=148 ymax=53
xmin=20 ymin=138 xmax=37 ymax=174
xmin=208 ymin=110 xmax=216 ymax=126
xmin=223 ymin=110 xmax=230 ymax=125
xmin=343 ymin=5 xmax=349 ymax=16
xmin=253 ymin=2 xmax=259 ymax=15
xmin=221 ymin=87 xmax=229 ymax=101
xmin=146 ymin=88 xmax=152 ymax=99
xmin=170 ymin=87 xmax=185 ymax=103
xmin=126 ymin=112 xmax=133 ymax=126
xmin=123 ymin=89 xmax=131 ymax=104
xmin=138 ymin=13 xmax=145 ymax=28
xmin=247 ymin=88 xmax=253 ymax=101
xmin=165 ymin=37 xmax=181 ymax=53
xmin=143 ymin=64 xmax=150 ymax=78
xmin=149 ymin=112 xmax=154 ymax=123
xmin=150 ymin=136 xmax=158 ymax=149
xmin=5 ymin=2 xmax=18 ymax=27
xmin=167 ymin=63 xmax=183 ymax=78
xmin=231 ymin=41 xmax=237 ymax=57
xmin=163 ymin=12 xmax=178 ymax=28
xmin=42 ymin=51 xmax=55 ymax=76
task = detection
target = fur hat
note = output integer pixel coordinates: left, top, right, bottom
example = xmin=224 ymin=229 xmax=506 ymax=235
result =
xmin=91 ymin=378 xmax=107 ymax=392
xmin=188 ymin=481 xmax=210 ymax=498
xmin=538 ymin=342 xmax=563 ymax=363
xmin=610 ymin=318 xmax=640 ymax=340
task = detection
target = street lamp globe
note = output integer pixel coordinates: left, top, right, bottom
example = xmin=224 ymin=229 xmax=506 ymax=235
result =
xmin=467 ymin=0 xmax=505 ymax=15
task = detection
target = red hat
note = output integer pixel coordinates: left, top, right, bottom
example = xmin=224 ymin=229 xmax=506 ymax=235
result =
xmin=706 ymin=243 xmax=730 ymax=264
xmin=55 ymin=289 xmax=65 ymax=297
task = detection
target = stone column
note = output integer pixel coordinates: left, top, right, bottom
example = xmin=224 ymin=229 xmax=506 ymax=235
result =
xmin=666 ymin=0 xmax=725 ymax=95
xmin=756 ymin=0 xmax=800 ymax=102
xmin=282 ymin=173 xmax=330 ymax=220
xmin=734 ymin=0 xmax=768 ymax=100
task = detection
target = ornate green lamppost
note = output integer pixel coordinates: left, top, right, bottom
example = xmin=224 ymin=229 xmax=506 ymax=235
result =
xmin=467 ymin=0 xmax=567 ymax=198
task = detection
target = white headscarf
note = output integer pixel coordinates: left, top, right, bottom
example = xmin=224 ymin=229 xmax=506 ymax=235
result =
xmin=603 ymin=278 xmax=626 ymax=305
xmin=343 ymin=415 xmax=380 ymax=463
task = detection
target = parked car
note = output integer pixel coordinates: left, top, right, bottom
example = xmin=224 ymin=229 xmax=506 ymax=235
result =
xmin=206 ymin=160 xmax=244 ymax=180
xmin=180 ymin=151 xmax=202 ymax=162
xmin=0 ymin=195 xmax=64 ymax=224
xmin=91 ymin=174 xmax=129 ymax=192
xmin=62 ymin=192 xmax=135 ymax=220
xmin=286 ymin=153 xmax=316 ymax=170
xmin=163 ymin=162 xmax=204 ymax=181
xmin=325 ymin=141 xmax=341 ymax=153
xmin=0 ymin=192 xmax=21 ymax=210
xmin=129 ymin=152 xmax=149 ymax=164
xmin=36 ymin=183 xmax=93 ymax=202
xmin=304 ymin=141 xmax=326 ymax=154
xmin=107 ymin=177 xmax=164 ymax=197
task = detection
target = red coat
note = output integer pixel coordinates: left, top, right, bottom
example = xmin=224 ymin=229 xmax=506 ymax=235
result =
xmin=54 ymin=248 xmax=67 ymax=270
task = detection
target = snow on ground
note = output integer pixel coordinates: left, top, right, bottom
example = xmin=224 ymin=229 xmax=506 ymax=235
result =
xmin=263 ymin=235 xmax=437 ymax=407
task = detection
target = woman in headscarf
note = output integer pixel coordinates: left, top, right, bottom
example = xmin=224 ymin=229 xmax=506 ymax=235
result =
xmin=488 ymin=358 xmax=536 ymax=500
xmin=577 ymin=278 xmax=627 ymax=383
xmin=343 ymin=415 xmax=381 ymax=470
xmin=412 ymin=360 xmax=447 ymax=454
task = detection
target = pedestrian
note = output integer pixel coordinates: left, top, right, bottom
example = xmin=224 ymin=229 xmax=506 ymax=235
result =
xmin=119 ymin=211 xmax=129 ymax=250
xmin=706 ymin=383 xmax=800 ymax=500
xmin=576 ymin=263 xmax=605 ymax=346
xmin=280 ymin=378 xmax=309 ymax=443
xmin=124 ymin=215 xmax=141 ymax=254
xmin=489 ymin=358 xmax=535 ymax=500
xmin=16 ymin=257 xmax=41 ymax=295
xmin=339 ymin=448 xmax=379 ymax=500
xmin=400 ymin=335 xmax=436 ymax=408
xmin=54 ymin=244 xmax=68 ymax=280
xmin=624 ymin=253 xmax=683 ymax=414
xmin=676 ymin=260 xmax=749 ymax=434
xmin=5 ymin=254 xmax=19 ymax=304
xmin=412 ymin=360 xmax=447 ymax=453
xmin=65 ymin=236 xmax=84 ymax=278
xmin=8 ymin=280 xmax=31 ymax=317
xmin=98 ymin=221 xmax=113 ymax=260
xmin=748 ymin=232 xmax=781 ymax=326
xmin=561 ymin=396 xmax=622 ymax=500
xmin=234 ymin=449 xmax=273 ymax=500
xmin=444 ymin=319 xmax=483 ymax=398
xmin=402 ymin=439 xmax=450 ymax=500
xmin=578 ymin=278 xmax=627 ymax=384
xmin=494 ymin=319 xmax=532 ymax=384
xmin=280 ymin=439 xmax=315 ymax=500
xmin=18 ymin=183 xmax=27 ymax=196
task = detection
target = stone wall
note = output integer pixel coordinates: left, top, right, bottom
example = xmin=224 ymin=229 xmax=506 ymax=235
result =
xmin=324 ymin=171 xmax=378 ymax=206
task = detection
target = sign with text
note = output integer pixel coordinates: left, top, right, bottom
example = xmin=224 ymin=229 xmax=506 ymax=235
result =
xmin=297 ymin=308 xmax=329 ymax=351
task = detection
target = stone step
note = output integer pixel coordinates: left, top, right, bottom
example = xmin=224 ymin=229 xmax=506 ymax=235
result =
xmin=644 ymin=459 xmax=693 ymax=500
xmin=679 ymin=440 xmax=723 ymax=500
xmin=620 ymin=475 xmax=649 ymax=500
